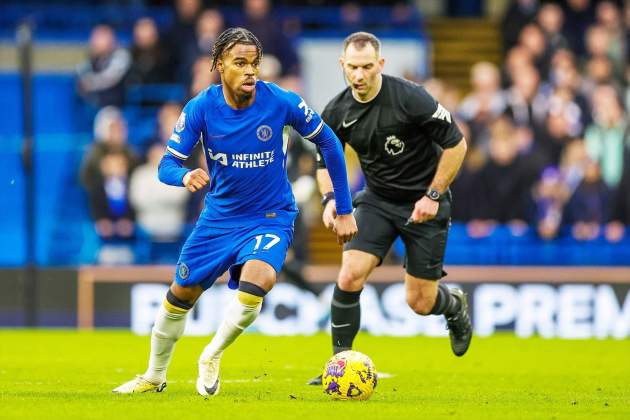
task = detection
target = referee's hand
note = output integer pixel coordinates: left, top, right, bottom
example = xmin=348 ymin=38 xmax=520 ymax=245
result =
xmin=183 ymin=168 xmax=210 ymax=192
xmin=333 ymin=213 xmax=358 ymax=245
xmin=409 ymin=196 xmax=439 ymax=224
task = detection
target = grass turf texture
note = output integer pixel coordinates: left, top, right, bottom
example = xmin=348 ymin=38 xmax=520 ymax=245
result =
xmin=0 ymin=331 xmax=628 ymax=419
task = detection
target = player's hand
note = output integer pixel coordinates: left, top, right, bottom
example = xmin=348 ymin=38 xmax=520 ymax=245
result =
xmin=183 ymin=168 xmax=210 ymax=192
xmin=322 ymin=199 xmax=337 ymax=229
xmin=409 ymin=196 xmax=439 ymax=224
xmin=333 ymin=213 xmax=358 ymax=245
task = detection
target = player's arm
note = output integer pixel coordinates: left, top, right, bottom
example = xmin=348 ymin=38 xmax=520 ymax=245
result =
xmin=408 ymin=86 xmax=467 ymax=223
xmin=158 ymin=96 xmax=210 ymax=193
xmin=287 ymin=94 xmax=356 ymax=244
xmin=315 ymin=104 xmax=344 ymax=229
xmin=317 ymin=160 xmax=337 ymax=229
xmin=309 ymin=124 xmax=357 ymax=244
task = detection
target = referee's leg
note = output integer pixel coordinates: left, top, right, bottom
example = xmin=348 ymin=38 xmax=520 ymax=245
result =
xmin=405 ymin=275 xmax=472 ymax=356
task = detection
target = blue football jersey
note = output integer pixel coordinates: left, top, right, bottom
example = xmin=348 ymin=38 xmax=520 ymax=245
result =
xmin=165 ymin=81 xmax=324 ymax=226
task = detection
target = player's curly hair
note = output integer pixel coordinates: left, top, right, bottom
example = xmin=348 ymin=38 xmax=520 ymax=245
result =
xmin=210 ymin=27 xmax=263 ymax=71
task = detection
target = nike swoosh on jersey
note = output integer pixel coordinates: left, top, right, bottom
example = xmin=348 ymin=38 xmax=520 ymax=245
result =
xmin=341 ymin=119 xmax=358 ymax=128
xmin=331 ymin=322 xmax=352 ymax=328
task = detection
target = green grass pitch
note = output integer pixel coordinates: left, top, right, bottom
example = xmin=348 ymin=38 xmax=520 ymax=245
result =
xmin=1 ymin=330 xmax=628 ymax=419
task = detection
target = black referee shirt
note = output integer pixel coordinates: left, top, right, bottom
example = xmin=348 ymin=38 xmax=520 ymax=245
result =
xmin=317 ymin=74 xmax=463 ymax=203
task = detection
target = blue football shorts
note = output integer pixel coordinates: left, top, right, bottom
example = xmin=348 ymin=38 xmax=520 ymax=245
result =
xmin=174 ymin=215 xmax=295 ymax=290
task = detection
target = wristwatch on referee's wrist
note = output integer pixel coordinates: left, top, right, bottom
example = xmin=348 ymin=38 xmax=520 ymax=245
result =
xmin=321 ymin=192 xmax=335 ymax=208
xmin=425 ymin=188 xmax=441 ymax=202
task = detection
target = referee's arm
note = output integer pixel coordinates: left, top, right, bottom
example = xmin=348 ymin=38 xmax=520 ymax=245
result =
xmin=428 ymin=137 xmax=467 ymax=194
xmin=411 ymin=137 xmax=467 ymax=224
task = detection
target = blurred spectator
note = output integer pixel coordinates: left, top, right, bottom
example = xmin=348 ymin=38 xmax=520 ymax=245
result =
xmin=584 ymin=24 xmax=610 ymax=61
xmin=501 ymin=0 xmax=539 ymax=53
xmin=127 ymin=17 xmax=172 ymax=85
xmin=457 ymin=62 xmax=506 ymax=143
xmin=177 ymin=8 xmax=225 ymax=88
xmin=559 ymin=138 xmax=588 ymax=192
xmin=240 ymin=0 xmax=300 ymax=77
xmin=537 ymin=3 xmax=568 ymax=58
xmin=584 ymin=84 xmax=627 ymax=189
xmin=583 ymin=55 xmax=615 ymax=97
xmin=130 ymin=144 xmax=190 ymax=259
xmin=563 ymin=0 xmax=595 ymax=56
xmin=595 ymin=1 xmax=626 ymax=83
xmin=564 ymin=159 xmax=610 ymax=241
xmin=548 ymin=49 xmax=591 ymax=127
xmin=505 ymin=64 xmax=547 ymax=132
xmin=189 ymin=56 xmax=219 ymax=98
xmin=539 ymin=87 xmax=582 ymax=164
xmin=518 ymin=23 xmax=549 ymax=76
xmin=76 ymin=25 xmax=131 ymax=107
xmin=340 ymin=2 xmax=363 ymax=31
xmin=80 ymin=108 xmax=139 ymax=263
xmin=503 ymin=44 xmax=534 ymax=87
xmin=450 ymin=120 xmax=486 ymax=223
xmin=197 ymin=9 xmax=225 ymax=55
xmin=467 ymin=117 xmax=532 ymax=237
xmin=583 ymin=25 xmax=619 ymax=89
xmin=422 ymin=77 xmax=460 ymax=119
xmin=167 ymin=0 xmax=203 ymax=84
xmin=259 ymin=54 xmax=283 ymax=83
xmin=80 ymin=108 xmax=139 ymax=238
xmin=532 ymin=166 xmax=569 ymax=240
xmin=606 ymin=146 xmax=630 ymax=242
xmin=155 ymin=102 xmax=183 ymax=145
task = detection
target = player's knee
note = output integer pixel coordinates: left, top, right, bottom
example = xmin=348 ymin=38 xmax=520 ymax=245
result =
xmin=254 ymin=270 xmax=276 ymax=292
xmin=406 ymin=293 xmax=434 ymax=315
xmin=163 ymin=288 xmax=194 ymax=315
xmin=337 ymin=268 xmax=366 ymax=292
xmin=241 ymin=261 xmax=277 ymax=292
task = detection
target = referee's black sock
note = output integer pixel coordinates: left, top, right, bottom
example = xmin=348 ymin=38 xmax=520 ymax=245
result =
xmin=331 ymin=285 xmax=362 ymax=354
xmin=430 ymin=283 xmax=461 ymax=317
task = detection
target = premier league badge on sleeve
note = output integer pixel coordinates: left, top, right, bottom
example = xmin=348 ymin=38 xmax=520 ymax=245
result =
xmin=175 ymin=112 xmax=186 ymax=132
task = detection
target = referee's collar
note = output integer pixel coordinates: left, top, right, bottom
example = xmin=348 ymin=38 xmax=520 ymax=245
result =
xmin=351 ymin=74 xmax=383 ymax=104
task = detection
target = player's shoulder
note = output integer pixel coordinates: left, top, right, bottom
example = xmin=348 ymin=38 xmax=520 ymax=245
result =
xmin=258 ymin=80 xmax=297 ymax=102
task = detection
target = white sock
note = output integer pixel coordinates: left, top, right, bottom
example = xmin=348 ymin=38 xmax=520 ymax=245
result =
xmin=199 ymin=291 xmax=263 ymax=362
xmin=143 ymin=303 xmax=188 ymax=384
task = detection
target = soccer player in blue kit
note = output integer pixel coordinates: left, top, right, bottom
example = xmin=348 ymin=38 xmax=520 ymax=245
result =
xmin=113 ymin=28 xmax=357 ymax=396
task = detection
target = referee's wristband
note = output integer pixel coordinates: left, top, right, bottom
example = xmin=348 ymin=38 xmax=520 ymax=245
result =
xmin=321 ymin=192 xmax=335 ymax=208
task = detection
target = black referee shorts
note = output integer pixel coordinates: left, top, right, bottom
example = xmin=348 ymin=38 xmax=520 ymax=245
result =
xmin=344 ymin=189 xmax=451 ymax=280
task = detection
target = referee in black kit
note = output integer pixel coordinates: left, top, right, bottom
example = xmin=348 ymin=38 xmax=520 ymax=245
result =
xmin=309 ymin=32 xmax=471 ymax=385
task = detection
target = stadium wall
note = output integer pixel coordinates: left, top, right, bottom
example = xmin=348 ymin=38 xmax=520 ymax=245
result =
xmin=2 ymin=267 xmax=629 ymax=339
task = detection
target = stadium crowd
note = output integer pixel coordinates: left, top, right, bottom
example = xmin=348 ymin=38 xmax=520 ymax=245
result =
xmin=75 ymin=0 xmax=630 ymax=265
xmin=445 ymin=0 xmax=630 ymax=243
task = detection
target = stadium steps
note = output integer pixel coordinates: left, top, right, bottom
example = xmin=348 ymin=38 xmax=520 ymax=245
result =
xmin=427 ymin=18 xmax=502 ymax=92
xmin=308 ymin=224 xmax=342 ymax=265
